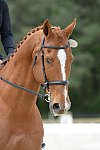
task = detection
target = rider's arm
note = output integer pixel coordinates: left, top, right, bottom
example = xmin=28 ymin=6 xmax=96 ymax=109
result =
xmin=1 ymin=0 xmax=15 ymax=56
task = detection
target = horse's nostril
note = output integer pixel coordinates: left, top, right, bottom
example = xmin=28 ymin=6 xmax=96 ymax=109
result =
xmin=53 ymin=103 xmax=60 ymax=110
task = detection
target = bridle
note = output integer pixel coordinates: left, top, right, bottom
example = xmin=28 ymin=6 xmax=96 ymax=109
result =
xmin=40 ymin=37 xmax=70 ymax=92
xmin=0 ymin=36 xmax=70 ymax=102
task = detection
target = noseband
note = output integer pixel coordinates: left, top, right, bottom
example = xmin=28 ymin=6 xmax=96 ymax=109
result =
xmin=40 ymin=37 xmax=70 ymax=92
xmin=0 ymin=37 xmax=70 ymax=102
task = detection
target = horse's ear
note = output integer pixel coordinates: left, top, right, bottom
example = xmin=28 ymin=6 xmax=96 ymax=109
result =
xmin=43 ymin=19 xmax=52 ymax=37
xmin=63 ymin=19 xmax=76 ymax=37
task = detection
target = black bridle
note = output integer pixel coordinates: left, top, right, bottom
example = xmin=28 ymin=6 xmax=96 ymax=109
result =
xmin=0 ymin=37 xmax=70 ymax=102
xmin=40 ymin=37 xmax=69 ymax=92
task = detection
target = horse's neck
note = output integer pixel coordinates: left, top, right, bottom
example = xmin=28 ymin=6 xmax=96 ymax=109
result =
xmin=0 ymin=34 xmax=41 ymax=114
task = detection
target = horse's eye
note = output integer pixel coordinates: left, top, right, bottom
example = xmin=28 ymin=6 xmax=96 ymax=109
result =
xmin=46 ymin=58 xmax=51 ymax=64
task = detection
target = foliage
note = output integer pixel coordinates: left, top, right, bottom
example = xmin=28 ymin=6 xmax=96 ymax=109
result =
xmin=0 ymin=0 xmax=99 ymax=117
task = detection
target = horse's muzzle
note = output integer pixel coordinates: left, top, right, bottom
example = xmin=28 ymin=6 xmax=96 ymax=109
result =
xmin=50 ymin=101 xmax=71 ymax=117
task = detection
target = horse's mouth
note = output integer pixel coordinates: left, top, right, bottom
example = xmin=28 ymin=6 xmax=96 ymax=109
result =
xmin=52 ymin=108 xmax=67 ymax=117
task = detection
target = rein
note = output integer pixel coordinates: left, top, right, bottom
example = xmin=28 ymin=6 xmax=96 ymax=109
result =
xmin=0 ymin=76 xmax=50 ymax=102
xmin=0 ymin=36 xmax=70 ymax=102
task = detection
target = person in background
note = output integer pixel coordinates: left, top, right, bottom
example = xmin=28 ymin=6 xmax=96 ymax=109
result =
xmin=0 ymin=0 xmax=15 ymax=64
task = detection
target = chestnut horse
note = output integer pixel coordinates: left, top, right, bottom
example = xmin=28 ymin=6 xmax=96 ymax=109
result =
xmin=0 ymin=19 xmax=76 ymax=150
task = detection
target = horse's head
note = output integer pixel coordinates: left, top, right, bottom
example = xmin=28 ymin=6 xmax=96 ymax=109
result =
xmin=33 ymin=19 xmax=77 ymax=116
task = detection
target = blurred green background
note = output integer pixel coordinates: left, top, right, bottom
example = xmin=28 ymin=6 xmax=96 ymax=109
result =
xmin=0 ymin=0 xmax=100 ymax=118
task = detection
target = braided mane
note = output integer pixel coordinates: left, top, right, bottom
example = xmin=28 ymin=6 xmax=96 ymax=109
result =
xmin=16 ymin=25 xmax=61 ymax=50
xmin=0 ymin=25 xmax=43 ymax=69
xmin=16 ymin=25 xmax=43 ymax=51
xmin=0 ymin=24 xmax=61 ymax=69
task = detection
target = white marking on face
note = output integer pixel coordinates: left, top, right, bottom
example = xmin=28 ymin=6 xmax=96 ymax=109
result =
xmin=57 ymin=49 xmax=68 ymax=106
